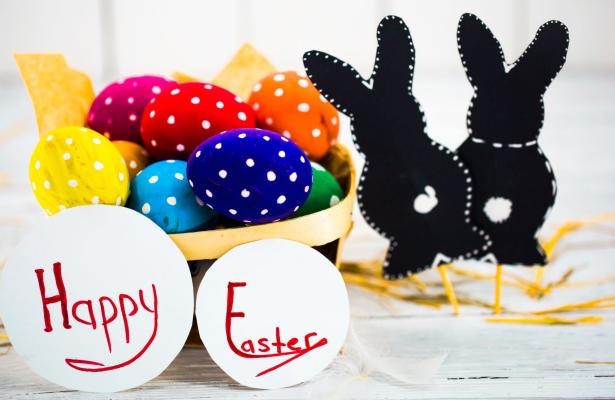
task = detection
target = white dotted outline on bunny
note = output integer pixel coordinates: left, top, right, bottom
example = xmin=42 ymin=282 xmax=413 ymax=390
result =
xmin=456 ymin=14 xmax=570 ymax=263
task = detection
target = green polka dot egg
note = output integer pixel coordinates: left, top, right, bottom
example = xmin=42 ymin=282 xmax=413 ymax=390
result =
xmin=294 ymin=161 xmax=344 ymax=217
xmin=29 ymin=126 xmax=130 ymax=215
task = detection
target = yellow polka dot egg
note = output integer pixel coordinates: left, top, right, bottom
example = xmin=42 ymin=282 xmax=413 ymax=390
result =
xmin=29 ymin=126 xmax=130 ymax=215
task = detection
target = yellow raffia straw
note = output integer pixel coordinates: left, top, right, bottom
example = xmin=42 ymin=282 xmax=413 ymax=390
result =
xmin=528 ymin=266 xmax=546 ymax=298
xmin=447 ymin=264 xmax=534 ymax=291
xmin=341 ymin=267 xmax=498 ymax=310
xmin=530 ymin=296 xmax=615 ymax=315
xmin=528 ymin=212 xmax=615 ymax=297
xmin=532 ymin=268 xmax=575 ymax=299
xmin=340 ymin=260 xmax=436 ymax=292
xmin=409 ymin=275 xmax=428 ymax=293
xmin=485 ymin=315 xmax=604 ymax=325
xmin=342 ymin=273 xmax=442 ymax=308
xmin=484 ymin=296 xmax=615 ymax=325
xmin=558 ymin=275 xmax=615 ymax=289
xmin=576 ymin=360 xmax=615 ymax=365
xmin=449 ymin=261 xmax=576 ymax=299
xmin=345 ymin=273 xmax=612 ymax=326
xmin=519 ymin=267 xmax=575 ymax=299
xmin=494 ymin=264 xmax=503 ymax=315
xmin=437 ymin=265 xmax=459 ymax=315
xmin=341 ymin=259 xmax=462 ymax=312
xmin=342 ymin=259 xmax=613 ymax=325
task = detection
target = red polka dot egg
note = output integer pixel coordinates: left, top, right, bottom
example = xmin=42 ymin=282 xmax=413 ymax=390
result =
xmin=141 ymin=82 xmax=256 ymax=161
xmin=87 ymin=75 xmax=176 ymax=143
xmin=248 ymin=71 xmax=339 ymax=160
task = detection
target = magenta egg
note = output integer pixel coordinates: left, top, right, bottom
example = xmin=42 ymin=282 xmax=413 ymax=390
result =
xmin=87 ymin=75 xmax=176 ymax=143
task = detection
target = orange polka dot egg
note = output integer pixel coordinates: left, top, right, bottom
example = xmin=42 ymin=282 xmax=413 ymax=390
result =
xmin=29 ymin=126 xmax=130 ymax=215
xmin=141 ymin=82 xmax=257 ymax=161
xmin=248 ymin=71 xmax=339 ymax=160
xmin=112 ymin=140 xmax=151 ymax=180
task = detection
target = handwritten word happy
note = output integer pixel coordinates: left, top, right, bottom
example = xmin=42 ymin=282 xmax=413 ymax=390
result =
xmin=225 ymin=282 xmax=328 ymax=377
xmin=34 ymin=262 xmax=158 ymax=372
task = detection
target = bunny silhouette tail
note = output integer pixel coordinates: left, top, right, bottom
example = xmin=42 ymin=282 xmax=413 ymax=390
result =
xmin=455 ymin=13 xmax=569 ymax=266
xmin=303 ymin=15 xmax=488 ymax=279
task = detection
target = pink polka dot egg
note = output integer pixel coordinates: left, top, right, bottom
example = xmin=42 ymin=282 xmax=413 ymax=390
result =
xmin=187 ymin=128 xmax=313 ymax=224
xmin=87 ymin=75 xmax=176 ymax=143
xmin=141 ymin=82 xmax=256 ymax=161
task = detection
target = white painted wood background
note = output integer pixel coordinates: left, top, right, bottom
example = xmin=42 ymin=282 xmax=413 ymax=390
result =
xmin=1 ymin=0 xmax=615 ymax=81
xmin=1 ymin=0 xmax=615 ymax=398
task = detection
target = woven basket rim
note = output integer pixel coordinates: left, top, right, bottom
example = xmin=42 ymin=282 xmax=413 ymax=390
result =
xmin=169 ymin=143 xmax=357 ymax=260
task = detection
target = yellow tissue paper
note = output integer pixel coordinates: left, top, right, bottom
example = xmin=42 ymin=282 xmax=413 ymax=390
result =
xmin=173 ymin=43 xmax=276 ymax=101
xmin=15 ymin=54 xmax=95 ymax=137
xmin=213 ymin=43 xmax=276 ymax=100
xmin=171 ymin=71 xmax=200 ymax=83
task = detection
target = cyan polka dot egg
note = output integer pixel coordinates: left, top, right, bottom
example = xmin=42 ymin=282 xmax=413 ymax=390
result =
xmin=88 ymin=75 xmax=176 ymax=143
xmin=187 ymin=128 xmax=313 ymax=224
xmin=29 ymin=126 xmax=129 ymax=215
xmin=126 ymin=160 xmax=217 ymax=233
xmin=294 ymin=161 xmax=344 ymax=217
xmin=141 ymin=82 xmax=256 ymax=161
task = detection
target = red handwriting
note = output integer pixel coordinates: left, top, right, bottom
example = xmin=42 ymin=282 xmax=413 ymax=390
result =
xmin=225 ymin=282 xmax=328 ymax=377
xmin=35 ymin=263 xmax=71 ymax=331
xmin=34 ymin=262 xmax=158 ymax=372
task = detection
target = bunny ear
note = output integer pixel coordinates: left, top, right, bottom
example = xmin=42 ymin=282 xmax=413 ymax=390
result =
xmin=303 ymin=51 xmax=370 ymax=117
xmin=457 ymin=13 xmax=505 ymax=87
xmin=373 ymin=15 xmax=416 ymax=93
xmin=511 ymin=21 xmax=569 ymax=93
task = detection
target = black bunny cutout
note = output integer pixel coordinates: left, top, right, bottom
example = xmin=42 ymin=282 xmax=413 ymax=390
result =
xmin=456 ymin=13 xmax=569 ymax=265
xmin=303 ymin=15 xmax=488 ymax=278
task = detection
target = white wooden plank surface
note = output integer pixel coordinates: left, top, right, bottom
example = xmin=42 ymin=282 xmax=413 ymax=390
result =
xmin=1 ymin=74 xmax=614 ymax=398
xmin=1 ymin=315 xmax=615 ymax=399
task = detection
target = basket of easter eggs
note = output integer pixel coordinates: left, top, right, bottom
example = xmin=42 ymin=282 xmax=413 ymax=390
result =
xmin=16 ymin=47 xmax=356 ymax=346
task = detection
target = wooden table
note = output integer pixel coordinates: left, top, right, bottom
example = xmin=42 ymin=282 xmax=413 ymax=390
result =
xmin=1 ymin=75 xmax=614 ymax=399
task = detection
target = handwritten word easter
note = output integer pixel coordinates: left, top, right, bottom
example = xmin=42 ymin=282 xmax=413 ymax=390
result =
xmin=225 ymin=282 xmax=328 ymax=377
xmin=34 ymin=262 xmax=158 ymax=372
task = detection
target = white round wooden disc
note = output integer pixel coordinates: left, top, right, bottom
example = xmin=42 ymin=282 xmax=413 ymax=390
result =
xmin=0 ymin=205 xmax=194 ymax=392
xmin=195 ymin=239 xmax=349 ymax=389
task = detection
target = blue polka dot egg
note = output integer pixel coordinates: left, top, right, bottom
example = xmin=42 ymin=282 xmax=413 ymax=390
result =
xmin=126 ymin=160 xmax=217 ymax=233
xmin=187 ymin=128 xmax=312 ymax=224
